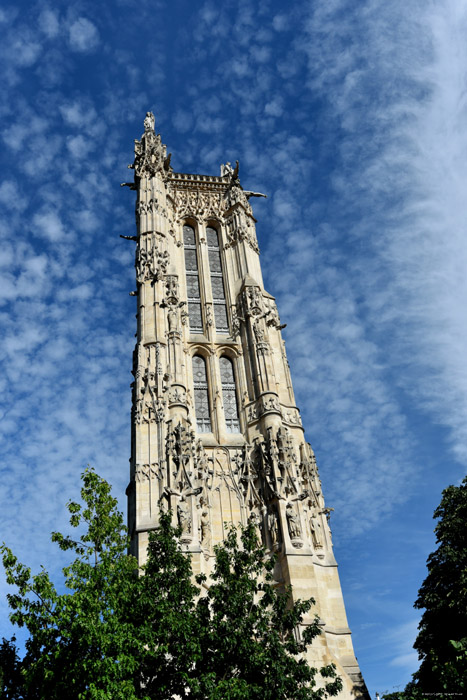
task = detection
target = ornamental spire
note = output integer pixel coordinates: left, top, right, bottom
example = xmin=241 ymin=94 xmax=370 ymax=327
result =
xmin=130 ymin=111 xmax=173 ymax=178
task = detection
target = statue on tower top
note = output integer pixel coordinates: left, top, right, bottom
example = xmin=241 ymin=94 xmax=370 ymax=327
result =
xmin=144 ymin=111 xmax=155 ymax=132
xmin=130 ymin=111 xmax=172 ymax=178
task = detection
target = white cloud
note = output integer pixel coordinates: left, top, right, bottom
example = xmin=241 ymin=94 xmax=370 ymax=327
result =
xmin=388 ymin=620 xmax=419 ymax=671
xmin=68 ymin=17 xmax=99 ymax=53
xmin=264 ymin=96 xmax=283 ymax=117
xmin=33 ymin=210 xmax=65 ymax=242
xmin=9 ymin=29 xmax=42 ymax=67
xmin=0 ymin=180 xmax=28 ymax=211
xmin=38 ymin=8 xmax=60 ymax=38
xmin=272 ymin=14 xmax=289 ymax=31
xmin=67 ymin=134 xmax=92 ymax=159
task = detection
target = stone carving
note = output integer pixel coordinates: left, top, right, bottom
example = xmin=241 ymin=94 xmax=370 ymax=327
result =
xmin=171 ymin=188 xmax=224 ymax=219
xmin=283 ymin=408 xmax=302 ymax=426
xmin=221 ymin=162 xmax=234 ymax=177
xmin=195 ymin=440 xmax=213 ymax=491
xmin=225 ymin=177 xmax=253 ymax=215
xmin=135 ymin=462 xmax=159 ymax=482
xmin=205 ymin=303 xmax=213 ymax=327
xmin=321 ymin=507 xmax=334 ymax=523
xmin=248 ymin=510 xmax=263 ymax=544
xmin=247 ymin=285 xmax=264 ymax=315
xmin=267 ymin=506 xmax=280 ymax=550
xmin=248 ymin=405 xmax=258 ymax=422
xmin=135 ymin=369 xmax=166 ymax=424
xmin=224 ymin=213 xmax=260 ymax=254
xmin=165 ymin=275 xmax=179 ymax=304
xmin=199 ymin=506 xmax=212 ymax=550
xmin=167 ymin=306 xmax=178 ymax=332
xmin=177 ymin=497 xmax=191 ymax=536
xmin=255 ymin=427 xmax=305 ymax=503
xmin=169 ymin=386 xmax=187 ymax=405
xmin=163 ymin=275 xmax=187 ymax=335
xmin=130 ymin=112 xmax=173 ymax=178
xmin=264 ymin=299 xmax=285 ymax=330
xmin=262 ymin=395 xmax=280 ymax=413
xmin=166 ymin=422 xmax=196 ymax=472
xmin=136 ymin=236 xmax=169 ymax=284
xmin=253 ymin=318 xmax=266 ymax=344
xmin=310 ymin=511 xmax=323 ymax=548
xmin=136 ymin=198 xmax=169 ymax=219
xmin=298 ymin=443 xmax=324 ymax=512
xmin=286 ymin=503 xmax=301 ymax=539
xmin=230 ymin=305 xmax=241 ymax=338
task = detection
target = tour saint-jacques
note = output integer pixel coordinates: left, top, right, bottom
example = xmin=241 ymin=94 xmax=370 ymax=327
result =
xmin=123 ymin=113 xmax=368 ymax=698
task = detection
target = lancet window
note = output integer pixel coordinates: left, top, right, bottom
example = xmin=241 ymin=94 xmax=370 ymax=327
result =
xmin=206 ymin=226 xmax=229 ymax=334
xmin=219 ymin=356 xmax=240 ymax=432
xmin=183 ymin=225 xmax=203 ymax=333
xmin=192 ymin=355 xmax=212 ymax=433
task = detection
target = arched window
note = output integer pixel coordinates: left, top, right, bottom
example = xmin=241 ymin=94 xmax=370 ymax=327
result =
xmin=219 ymin=356 xmax=240 ymax=432
xmin=206 ymin=226 xmax=229 ymax=334
xmin=192 ymin=355 xmax=212 ymax=432
xmin=184 ymin=225 xmax=203 ymax=333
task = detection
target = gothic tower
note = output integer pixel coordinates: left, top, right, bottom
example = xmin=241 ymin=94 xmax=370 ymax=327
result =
xmin=124 ymin=113 xmax=367 ymax=697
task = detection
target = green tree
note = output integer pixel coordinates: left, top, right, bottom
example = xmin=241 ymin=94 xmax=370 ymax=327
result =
xmin=2 ymin=469 xmax=341 ymax=699
xmin=0 ymin=637 xmax=24 ymax=699
xmin=1 ymin=468 xmax=144 ymax=700
xmin=412 ymin=476 xmax=467 ymax=692
xmin=188 ymin=524 xmax=342 ymax=700
xmin=384 ymin=476 xmax=467 ymax=699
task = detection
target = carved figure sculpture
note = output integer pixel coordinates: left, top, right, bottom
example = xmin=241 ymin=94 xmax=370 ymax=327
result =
xmin=221 ymin=162 xmax=234 ymax=177
xmin=310 ymin=513 xmax=323 ymax=548
xmin=268 ymin=507 xmax=280 ymax=547
xmin=167 ymin=307 xmax=178 ymax=332
xmin=253 ymin=320 xmax=265 ymax=343
xmin=286 ymin=503 xmax=301 ymax=539
xmin=177 ymin=498 xmax=191 ymax=535
xmin=144 ymin=111 xmax=155 ymax=131
xmin=200 ymin=509 xmax=211 ymax=548
xmin=248 ymin=511 xmax=262 ymax=543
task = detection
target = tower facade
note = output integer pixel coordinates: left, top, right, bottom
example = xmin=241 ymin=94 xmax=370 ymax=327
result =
xmin=125 ymin=113 xmax=367 ymax=697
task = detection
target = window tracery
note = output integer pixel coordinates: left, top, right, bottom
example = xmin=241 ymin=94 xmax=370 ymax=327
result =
xmin=183 ymin=225 xmax=203 ymax=333
xmin=192 ymin=355 xmax=212 ymax=432
xmin=206 ymin=226 xmax=229 ymax=334
xmin=219 ymin=356 xmax=240 ymax=433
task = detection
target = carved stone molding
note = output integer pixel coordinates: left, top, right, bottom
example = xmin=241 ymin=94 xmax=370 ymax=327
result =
xmin=170 ymin=187 xmax=225 ymax=221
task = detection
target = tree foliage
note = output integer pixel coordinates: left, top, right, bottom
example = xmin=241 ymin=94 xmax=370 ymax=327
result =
xmin=1 ymin=468 xmax=142 ymax=700
xmin=0 ymin=637 xmax=24 ymax=699
xmin=412 ymin=475 xmax=467 ymax=692
xmin=2 ymin=468 xmax=341 ymax=700
xmin=383 ymin=476 xmax=467 ymax=699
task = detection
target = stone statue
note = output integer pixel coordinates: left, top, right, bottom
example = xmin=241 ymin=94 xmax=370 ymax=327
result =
xmin=144 ymin=111 xmax=155 ymax=132
xmin=286 ymin=503 xmax=301 ymax=539
xmin=253 ymin=320 xmax=265 ymax=343
xmin=221 ymin=162 xmax=234 ymax=177
xmin=200 ymin=508 xmax=211 ymax=548
xmin=177 ymin=498 xmax=191 ymax=535
xmin=268 ymin=507 xmax=280 ymax=547
xmin=310 ymin=513 xmax=323 ymax=548
xmin=167 ymin=306 xmax=177 ymax=332
xmin=248 ymin=511 xmax=262 ymax=543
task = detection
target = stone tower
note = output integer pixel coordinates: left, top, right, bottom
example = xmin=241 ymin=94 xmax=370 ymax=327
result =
xmin=124 ymin=112 xmax=367 ymax=697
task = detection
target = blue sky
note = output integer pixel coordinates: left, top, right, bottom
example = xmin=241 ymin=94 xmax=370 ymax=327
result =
xmin=1 ymin=0 xmax=466 ymax=695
